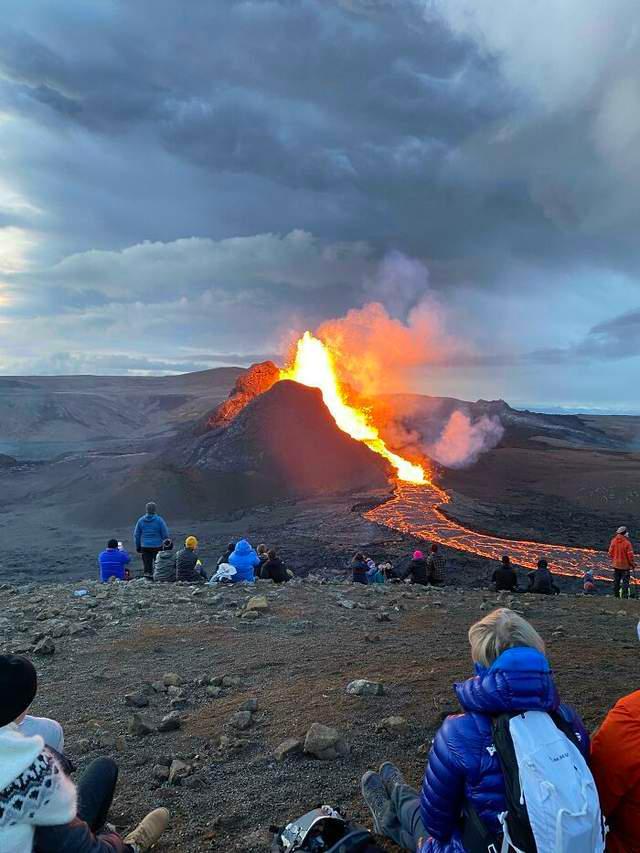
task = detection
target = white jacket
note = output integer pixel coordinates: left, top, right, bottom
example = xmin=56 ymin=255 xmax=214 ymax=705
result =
xmin=0 ymin=723 xmax=76 ymax=853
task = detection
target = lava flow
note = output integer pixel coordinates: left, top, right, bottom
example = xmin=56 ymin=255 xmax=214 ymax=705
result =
xmin=282 ymin=331 xmax=612 ymax=581
xmin=281 ymin=331 xmax=426 ymax=484
xmin=366 ymin=483 xmax=613 ymax=581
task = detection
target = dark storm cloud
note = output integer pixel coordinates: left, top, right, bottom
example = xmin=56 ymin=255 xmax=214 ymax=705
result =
xmin=0 ymin=0 xmax=638 ymax=398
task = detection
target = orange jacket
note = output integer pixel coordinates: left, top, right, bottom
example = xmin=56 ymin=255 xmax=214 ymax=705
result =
xmin=591 ymin=691 xmax=640 ymax=853
xmin=609 ymin=534 xmax=635 ymax=570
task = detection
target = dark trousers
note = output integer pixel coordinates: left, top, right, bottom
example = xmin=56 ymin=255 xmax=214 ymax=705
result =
xmin=141 ymin=547 xmax=160 ymax=580
xmin=378 ymin=782 xmax=426 ymax=852
xmin=613 ymin=569 xmax=631 ymax=598
xmin=77 ymin=757 xmax=119 ymax=830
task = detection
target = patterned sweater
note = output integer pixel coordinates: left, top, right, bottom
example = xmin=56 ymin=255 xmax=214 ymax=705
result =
xmin=0 ymin=723 xmax=76 ymax=853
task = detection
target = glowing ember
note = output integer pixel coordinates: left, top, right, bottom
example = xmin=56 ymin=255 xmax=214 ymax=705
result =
xmin=282 ymin=331 xmax=427 ymax=484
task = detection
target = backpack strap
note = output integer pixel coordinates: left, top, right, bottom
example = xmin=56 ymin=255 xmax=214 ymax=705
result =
xmin=461 ymin=804 xmax=502 ymax=853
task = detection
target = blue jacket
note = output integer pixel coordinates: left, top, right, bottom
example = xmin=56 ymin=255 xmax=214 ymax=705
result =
xmin=418 ymin=647 xmax=589 ymax=853
xmin=98 ymin=547 xmax=131 ymax=582
xmin=133 ymin=513 xmax=169 ymax=549
xmin=228 ymin=539 xmax=259 ymax=583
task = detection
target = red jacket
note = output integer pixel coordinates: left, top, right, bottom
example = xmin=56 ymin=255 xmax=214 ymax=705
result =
xmin=591 ymin=691 xmax=640 ymax=853
xmin=609 ymin=534 xmax=634 ymax=570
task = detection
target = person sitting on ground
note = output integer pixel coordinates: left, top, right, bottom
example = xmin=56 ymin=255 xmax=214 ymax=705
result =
xmin=133 ymin=501 xmax=169 ymax=581
xmin=256 ymin=544 xmax=269 ymax=576
xmin=98 ymin=539 xmax=131 ymax=583
xmin=217 ymin=542 xmax=236 ymax=567
xmin=492 ymin=554 xmax=519 ymax=592
xmin=153 ymin=539 xmax=176 ymax=583
xmin=406 ymin=550 xmax=428 ymax=586
xmin=609 ymin=526 xmax=635 ymax=599
xmin=583 ymin=568 xmax=596 ymax=595
xmin=175 ymin=536 xmax=207 ymax=584
xmin=228 ymin=539 xmax=260 ymax=583
xmin=372 ymin=563 xmax=389 ymax=584
xmin=351 ymin=552 xmax=369 ymax=585
xmin=591 ymin=689 xmax=640 ymax=853
xmin=426 ymin=544 xmax=445 ymax=586
xmin=260 ymin=549 xmax=290 ymax=584
xmin=360 ymin=608 xmax=591 ymax=852
xmin=527 ymin=558 xmax=560 ymax=594
xmin=0 ymin=654 xmax=169 ymax=853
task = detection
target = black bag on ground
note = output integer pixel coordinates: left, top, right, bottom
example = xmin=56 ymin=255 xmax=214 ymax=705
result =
xmin=271 ymin=806 xmax=384 ymax=853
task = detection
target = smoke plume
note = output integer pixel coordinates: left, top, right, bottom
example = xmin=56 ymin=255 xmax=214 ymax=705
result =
xmin=429 ymin=410 xmax=504 ymax=468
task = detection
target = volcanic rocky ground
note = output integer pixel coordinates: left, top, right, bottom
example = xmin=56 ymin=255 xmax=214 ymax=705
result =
xmin=3 ymin=576 xmax=640 ymax=852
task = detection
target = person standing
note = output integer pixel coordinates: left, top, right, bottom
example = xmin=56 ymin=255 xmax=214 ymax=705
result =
xmin=609 ymin=526 xmax=635 ymax=599
xmin=133 ymin=502 xmax=169 ymax=581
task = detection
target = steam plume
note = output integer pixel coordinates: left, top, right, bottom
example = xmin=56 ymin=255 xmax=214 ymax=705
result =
xmin=429 ymin=410 xmax=504 ymax=468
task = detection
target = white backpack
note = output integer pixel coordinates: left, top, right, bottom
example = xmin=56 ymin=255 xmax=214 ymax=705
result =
xmin=499 ymin=711 xmax=605 ymax=853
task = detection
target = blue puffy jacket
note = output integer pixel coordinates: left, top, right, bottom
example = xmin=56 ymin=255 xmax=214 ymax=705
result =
xmin=228 ymin=539 xmax=259 ymax=583
xmin=133 ymin=513 xmax=169 ymax=549
xmin=98 ymin=548 xmax=131 ymax=582
xmin=418 ymin=647 xmax=589 ymax=853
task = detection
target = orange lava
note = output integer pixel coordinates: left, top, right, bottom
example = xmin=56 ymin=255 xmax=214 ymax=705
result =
xmin=281 ymin=331 xmax=427 ymax=484
xmin=366 ymin=482 xmax=614 ymax=581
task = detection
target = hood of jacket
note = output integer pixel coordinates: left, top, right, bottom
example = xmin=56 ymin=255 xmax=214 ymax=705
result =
xmin=455 ymin=646 xmax=559 ymax=715
xmin=234 ymin=539 xmax=253 ymax=556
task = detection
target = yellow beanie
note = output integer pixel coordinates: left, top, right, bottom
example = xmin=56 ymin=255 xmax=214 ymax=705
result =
xmin=185 ymin=535 xmax=198 ymax=549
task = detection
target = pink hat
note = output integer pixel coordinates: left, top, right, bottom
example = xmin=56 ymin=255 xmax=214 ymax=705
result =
xmin=413 ymin=550 xmax=424 ymax=560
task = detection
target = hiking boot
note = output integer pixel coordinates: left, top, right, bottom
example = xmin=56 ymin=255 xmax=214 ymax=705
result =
xmin=123 ymin=808 xmax=169 ymax=851
xmin=379 ymin=761 xmax=405 ymax=792
xmin=361 ymin=771 xmax=390 ymax=834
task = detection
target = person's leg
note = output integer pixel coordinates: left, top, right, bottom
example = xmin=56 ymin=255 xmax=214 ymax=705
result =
xmin=383 ymin=782 xmax=426 ymax=851
xmin=141 ymin=549 xmax=155 ymax=580
xmin=19 ymin=715 xmax=64 ymax=752
xmin=613 ymin=570 xmax=621 ymax=597
xmin=622 ymin=570 xmax=631 ymax=598
xmin=76 ymin=757 xmax=119 ymax=831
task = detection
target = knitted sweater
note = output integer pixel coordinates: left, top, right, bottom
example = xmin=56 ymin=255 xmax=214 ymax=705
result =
xmin=0 ymin=724 xmax=76 ymax=853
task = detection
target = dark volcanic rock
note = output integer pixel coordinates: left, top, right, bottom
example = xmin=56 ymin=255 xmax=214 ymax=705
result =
xmin=173 ymin=380 xmax=389 ymax=497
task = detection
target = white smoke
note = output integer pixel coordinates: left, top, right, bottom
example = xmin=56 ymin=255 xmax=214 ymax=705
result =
xmin=428 ymin=410 xmax=504 ymax=468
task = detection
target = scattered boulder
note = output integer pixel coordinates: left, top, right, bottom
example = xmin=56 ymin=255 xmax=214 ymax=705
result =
xmin=274 ymin=737 xmax=303 ymax=762
xmin=222 ymin=675 xmax=243 ymax=688
xmin=229 ymin=710 xmax=253 ymax=731
xmin=346 ymin=679 xmax=384 ymax=697
xmin=33 ymin=637 xmax=55 ymax=656
xmin=168 ymin=759 xmax=191 ymax=785
xmin=375 ymin=612 xmax=391 ymax=623
xmin=245 ymin=595 xmax=269 ymax=612
xmin=152 ymin=764 xmax=170 ymax=782
xmin=240 ymin=698 xmax=259 ymax=713
xmin=163 ymin=672 xmax=182 ymax=687
xmin=158 ymin=711 xmax=182 ymax=732
xmin=124 ymin=690 xmax=150 ymax=708
xmin=303 ymin=723 xmax=350 ymax=760
xmin=206 ymin=685 xmax=223 ymax=698
xmin=128 ymin=714 xmax=153 ymax=737
xmin=241 ymin=610 xmax=261 ymax=621
xmin=376 ymin=716 xmax=408 ymax=733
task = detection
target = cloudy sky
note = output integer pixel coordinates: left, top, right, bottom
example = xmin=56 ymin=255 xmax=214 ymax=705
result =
xmin=0 ymin=0 xmax=638 ymax=410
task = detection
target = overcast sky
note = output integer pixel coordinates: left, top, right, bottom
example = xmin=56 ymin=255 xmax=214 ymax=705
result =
xmin=0 ymin=0 xmax=638 ymax=410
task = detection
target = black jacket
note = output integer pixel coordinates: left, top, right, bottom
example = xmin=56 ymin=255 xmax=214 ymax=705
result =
xmin=528 ymin=566 xmax=557 ymax=594
xmin=176 ymin=547 xmax=205 ymax=583
xmin=407 ymin=557 xmax=428 ymax=585
xmin=492 ymin=565 xmax=518 ymax=591
xmin=261 ymin=557 xmax=289 ymax=583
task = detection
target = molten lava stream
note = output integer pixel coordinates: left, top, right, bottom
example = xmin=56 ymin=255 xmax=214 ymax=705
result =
xmin=366 ymin=483 xmax=614 ymax=582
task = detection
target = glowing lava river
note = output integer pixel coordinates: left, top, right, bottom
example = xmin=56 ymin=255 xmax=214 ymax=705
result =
xmin=283 ymin=329 xmax=612 ymax=582
xmin=366 ymin=482 xmax=613 ymax=581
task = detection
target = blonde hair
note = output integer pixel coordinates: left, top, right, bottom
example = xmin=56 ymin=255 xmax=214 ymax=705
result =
xmin=469 ymin=608 xmax=545 ymax=668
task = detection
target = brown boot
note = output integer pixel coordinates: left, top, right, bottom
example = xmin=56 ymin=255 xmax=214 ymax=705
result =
xmin=123 ymin=808 xmax=169 ymax=851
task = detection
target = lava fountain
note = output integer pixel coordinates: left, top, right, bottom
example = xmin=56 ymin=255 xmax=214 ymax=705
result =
xmin=281 ymin=331 xmax=613 ymax=582
xmin=281 ymin=331 xmax=427 ymax=484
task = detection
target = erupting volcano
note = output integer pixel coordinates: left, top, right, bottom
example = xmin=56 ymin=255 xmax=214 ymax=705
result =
xmin=281 ymin=331 xmax=427 ymax=485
